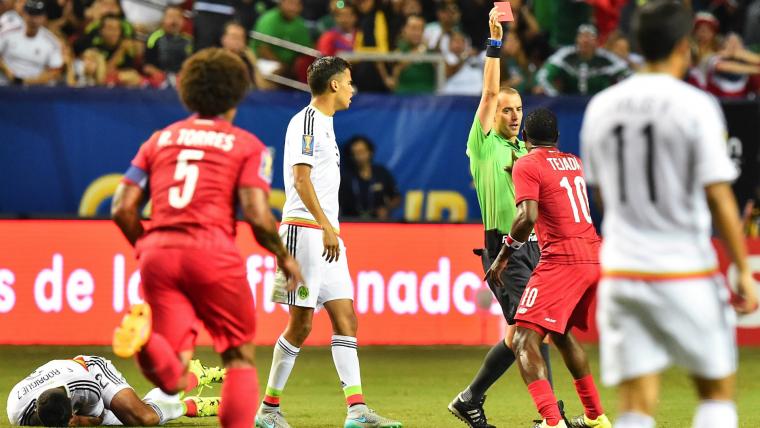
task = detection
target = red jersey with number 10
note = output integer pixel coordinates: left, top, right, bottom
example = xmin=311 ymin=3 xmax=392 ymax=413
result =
xmin=126 ymin=115 xmax=272 ymax=251
xmin=512 ymin=147 xmax=600 ymax=264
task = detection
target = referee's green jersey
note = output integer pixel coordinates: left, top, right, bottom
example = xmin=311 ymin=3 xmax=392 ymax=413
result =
xmin=466 ymin=116 xmax=528 ymax=234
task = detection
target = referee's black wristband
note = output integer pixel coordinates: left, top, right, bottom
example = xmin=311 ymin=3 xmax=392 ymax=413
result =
xmin=486 ymin=45 xmax=501 ymax=58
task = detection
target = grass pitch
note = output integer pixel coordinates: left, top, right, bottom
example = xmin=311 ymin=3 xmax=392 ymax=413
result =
xmin=0 ymin=345 xmax=758 ymax=427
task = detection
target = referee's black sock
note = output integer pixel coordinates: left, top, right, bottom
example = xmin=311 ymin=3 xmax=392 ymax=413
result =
xmin=540 ymin=342 xmax=553 ymax=387
xmin=462 ymin=340 xmax=515 ymax=402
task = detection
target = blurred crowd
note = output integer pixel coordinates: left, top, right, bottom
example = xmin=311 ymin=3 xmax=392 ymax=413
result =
xmin=1 ymin=0 xmax=760 ymax=98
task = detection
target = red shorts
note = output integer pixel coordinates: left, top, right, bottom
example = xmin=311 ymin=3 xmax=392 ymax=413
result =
xmin=514 ymin=262 xmax=599 ymax=336
xmin=139 ymin=246 xmax=255 ymax=353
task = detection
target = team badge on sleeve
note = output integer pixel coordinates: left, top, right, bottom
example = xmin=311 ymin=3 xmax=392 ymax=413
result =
xmin=302 ymin=135 xmax=314 ymax=156
xmin=259 ymin=147 xmax=274 ymax=184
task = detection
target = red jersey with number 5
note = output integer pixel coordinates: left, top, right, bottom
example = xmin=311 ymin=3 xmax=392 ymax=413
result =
xmin=512 ymin=147 xmax=600 ymax=264
xmin=124 ymin=115 xmax=272 ymax=251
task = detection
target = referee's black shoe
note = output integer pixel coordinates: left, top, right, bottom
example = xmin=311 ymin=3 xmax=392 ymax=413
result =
xmin=447 ymin=394 xmax=495 ymax=428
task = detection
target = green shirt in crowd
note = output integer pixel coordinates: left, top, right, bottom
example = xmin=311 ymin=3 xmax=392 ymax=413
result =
xmin=536 ymin=46 xmax=630 ymax=96
xmin=395 ymin=41 xmax=436 ymax=94
xmin=251 ymin=8 xmax=312 ymax=65
xmin=466 ymin=116 xmax=528 ymax=234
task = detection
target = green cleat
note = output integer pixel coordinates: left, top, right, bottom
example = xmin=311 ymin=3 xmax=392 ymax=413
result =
xmin=566 ymin=414 xmax=612 ymax=428
xmin=344 ymin=405 xmax=402 ymax=428
xmin=188 ymin=359 xmax=225 ymax=388
xmin=185 ymin=396 xmax=220 ymax=417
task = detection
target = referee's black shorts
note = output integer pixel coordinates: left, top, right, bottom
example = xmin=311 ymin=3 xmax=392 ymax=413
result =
xmin=479 ymin=229 xmax=540 ymax=324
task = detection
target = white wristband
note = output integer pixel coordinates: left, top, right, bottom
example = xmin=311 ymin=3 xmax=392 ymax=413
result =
xmin=503 ymin=234 xmax=525 ymax=250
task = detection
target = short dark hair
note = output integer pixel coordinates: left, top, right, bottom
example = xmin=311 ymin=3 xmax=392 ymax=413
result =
xmin=179 ymin=48 xmax=249 ymax=117
xmin=164 ymin=4 xmax=184 ymax=14
xmin=633 ymin=0 xmax=691 ymax=62
xmin=37 ymin=387 xmax=72 ymax=427
xmin=307 ymin=56 xmax=351 ymax=95
xmin=524 ymin=108 xmax=558 ymax=145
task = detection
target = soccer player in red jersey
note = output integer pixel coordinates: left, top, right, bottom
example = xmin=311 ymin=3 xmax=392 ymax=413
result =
xmin=110 ymin=48 xmax=303 ymax=428
xmin=486 ymin=108 xmax=610 ymax=428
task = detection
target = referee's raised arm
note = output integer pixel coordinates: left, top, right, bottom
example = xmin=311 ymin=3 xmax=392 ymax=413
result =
xmin=476 ymin=8 xmax=506 ymax=136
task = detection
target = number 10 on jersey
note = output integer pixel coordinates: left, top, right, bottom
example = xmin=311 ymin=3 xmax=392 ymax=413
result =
xmin=560 ymin=176 xmax=592 ymax=224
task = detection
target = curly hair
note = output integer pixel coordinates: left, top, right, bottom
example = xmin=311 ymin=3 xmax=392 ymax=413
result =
xmin=178 ymin=48 xmax=249 ymax=117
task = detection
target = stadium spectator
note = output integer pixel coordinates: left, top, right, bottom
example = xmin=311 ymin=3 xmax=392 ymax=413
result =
xmin=441 ymin=29 xmax=483 ymax=95
xmin=191 ymin=0 xmax=235 ymax=51
xmin=6 ymin=355 xmax=222 ymax=426
xmin=386 ymin=14 xmax=436 ymax=94
xmin=83 ymin=13 xmax=143 ymax=87
xmin=314 ymin=0 xmax=341 ymax=35
xmin=605 ymin=30 xmax=643 ymax=71
xmin=121 ymin=0 xmax=183 ymax=36
xmin=220 ymin=21 xmax=270 ymax=89
xmin=550 ymin=0 xmax=591 ymax=48
xmin=235 ymin=0 xmax=275 ymax=37
xmin=0 ymin=0 xmax=63 ymax=86
xmin=316 ymin=1 xmax=357 ymax=56
xmin=251 ymin=0 xmax=312 ymax=78
xmin=699 ymin=33 xmax=760 ymax=98
xmin=75 ymin=0 xmax=135 ymax=56
xmin=501 ymin=30 xmax=538 ymax=94
xmin=339 ymin=135 xmax=401 ymax=220
xmin=591 ymin=0 xmax=628 ymax=44
xmin=536 ymin=24 xmax=630 ymax=96
xmin=352 ymin=0 xmax=392 ymax=92
xmin=0 ymin=0 xmax=23 ymax=31
xmin=66 ymin=47 xmax=106 ymax=86
xmin=508 ymin=0 xmax=552 ymax=65
xmin=456 ymin=0 xmax=491 ymax=47
xmin=692 ymin=11 xmax=721 ymax=67
xmin=744 ymin=0 xmax=760 ymax=51
xmin=423 ymin=0 xmax=466 ymax=67
xmin=143 ymin=5 xmax=192 ymax=87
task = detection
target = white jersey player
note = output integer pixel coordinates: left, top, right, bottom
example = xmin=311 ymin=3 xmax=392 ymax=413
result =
xmin=580 ymin=2 xmax=758 ymax=428
xmin=7 ymin=356 xmax=220 ymax=426
xmin=258 ymin=56 xmax=401 ymax=428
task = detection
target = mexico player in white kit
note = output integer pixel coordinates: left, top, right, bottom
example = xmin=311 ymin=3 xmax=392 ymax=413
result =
xmin=7 ymin=355 xmax=220 ymax=426
xmin=256 ymin=57 xmax=401 ymax=428
xmin=581 ymin=2 xmax=759 ymax=428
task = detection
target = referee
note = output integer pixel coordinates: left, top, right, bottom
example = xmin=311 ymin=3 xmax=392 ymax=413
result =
xmin=447 ymin=8 xmax=551 ymax=428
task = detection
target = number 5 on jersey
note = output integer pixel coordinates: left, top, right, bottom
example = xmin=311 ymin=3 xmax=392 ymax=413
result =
xmin=169 ymin=149 xmax=205 ymax=209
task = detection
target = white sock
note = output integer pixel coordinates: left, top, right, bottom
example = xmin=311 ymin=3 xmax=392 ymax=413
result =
xmin=693 ymin=400 xmax=736 ymax=428
xmin=615 ymin=412 xmax=656 ymax=428
xmin=261 ymin=335 xmax=300 ymax=410
xmin=331 ymin=335 xmax=364 ymax=410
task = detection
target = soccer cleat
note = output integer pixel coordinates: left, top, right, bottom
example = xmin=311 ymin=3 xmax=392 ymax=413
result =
xmin=112 ymin=303 xmax=152 ymax=358
xmin=447 ymin=394 xmax=495 ymax=428
xmin=344 ymin=405 xmax=402 ymax=428
xmin=185 ymin=396 xmax=220 ymax=417
xmin=255 ymin=408 xmax=292 ymax=428
xmin=188 ymin=359 xmax=225 ymax=388
xmin=566 ymin=414 xmax=612 ymax=428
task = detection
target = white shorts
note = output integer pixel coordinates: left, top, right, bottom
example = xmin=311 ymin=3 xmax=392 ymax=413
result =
xmin=79 ymin=355 xmax=132 ymax=408
xmin=272 ymin=224 xmax=353 ymax=308
xmin=597 ymin=276 xmax=737 ymax=386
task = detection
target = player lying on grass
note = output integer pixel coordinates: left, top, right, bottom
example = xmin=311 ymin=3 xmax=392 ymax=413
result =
xmin=486 ymin=108 xmax=610 ymax=428
xmin=6 ymin=355 xmax=222 ymax=426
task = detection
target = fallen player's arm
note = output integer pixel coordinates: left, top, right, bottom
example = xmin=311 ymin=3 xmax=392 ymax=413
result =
xmin=68 ymin=415 xmax=103 ymax=426
xmin=111 ymin=181 xmax=145 ymax=246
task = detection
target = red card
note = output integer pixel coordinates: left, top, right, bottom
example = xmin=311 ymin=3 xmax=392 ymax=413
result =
xmin=494 ymin=2 xmax=514 ymax=22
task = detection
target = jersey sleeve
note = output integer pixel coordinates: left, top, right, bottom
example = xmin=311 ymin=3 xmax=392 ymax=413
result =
xmin=694 ymin=95 xmax=738 ymax=185
xmin=285 ymin=116 xmax=317 ymax=167
xmin=513 ymin=157 xmax=541 ymax=204
xmin=238 ymin=137 xmax=273 ymax=192
xmin=122 ymin=136 xmax=155 ymax=187
xmin=465 ymin=115 xmax=491 ymax=159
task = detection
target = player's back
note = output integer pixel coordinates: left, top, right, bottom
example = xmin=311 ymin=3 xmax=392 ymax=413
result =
xmin=7 ymin=358 xmax=102 ymax=425
xmin=581 ymin=74 xmax=737 ymax=275
xmin=513 ymin=147 xmax=600 ymax=264
xmin=132 ymin=115 xmax=271 ymax=250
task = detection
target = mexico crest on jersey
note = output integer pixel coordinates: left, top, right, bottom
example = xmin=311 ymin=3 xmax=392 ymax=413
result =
xmin=302 ymin=134 xmax=314 ymax=156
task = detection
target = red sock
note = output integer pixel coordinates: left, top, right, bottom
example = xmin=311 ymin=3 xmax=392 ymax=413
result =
xmin=184 ymin=371 xmax=199 ymax=392
xmin=527 ymin=379 xmax=561 ymax=426
xmin=574 ymin=375 xmax=604 ymax=419
xmin=184 ymin=398 xmax=198 ymax=417
xmin=136 ymin=334 xmax=185 ymax=393
xmin=218 ymin=367 xmax=258 ymax=428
